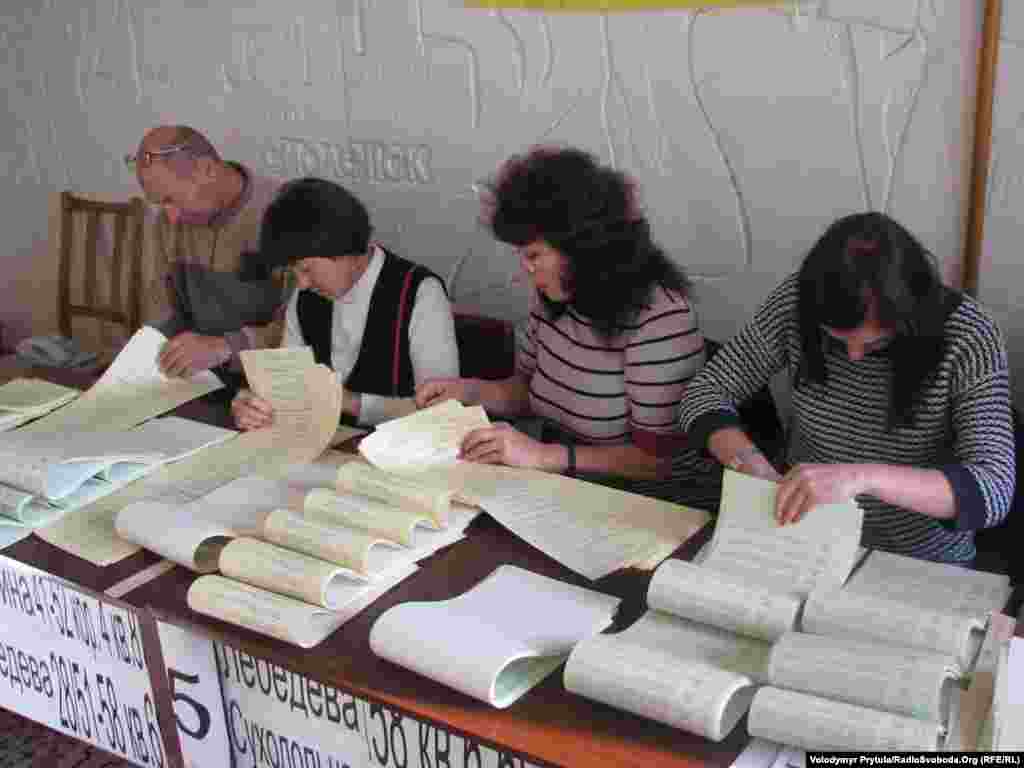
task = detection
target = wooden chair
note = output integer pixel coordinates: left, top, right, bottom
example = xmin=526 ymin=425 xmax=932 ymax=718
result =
xmin=58 ymin=192 xmax=145 ymax=359
xmin=453 ymin=312 xmax=516 ymax=380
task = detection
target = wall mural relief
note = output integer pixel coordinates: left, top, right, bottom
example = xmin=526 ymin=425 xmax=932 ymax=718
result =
xmin=0 ymin=0 xmax=974 ymax=346
xmin=980 ymin=3 xmax=1024 ymax=402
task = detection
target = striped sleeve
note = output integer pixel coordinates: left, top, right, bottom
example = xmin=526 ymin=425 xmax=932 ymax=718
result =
xmin=680 ymin=276 xmax=796 ymax=453
xmin=515 ymin=296 xmax=539 ymax=379
xmin=939 ymin=305 xmax=1015 ymax=531
xmin=624 ymin=290 xmax=703 ymax=455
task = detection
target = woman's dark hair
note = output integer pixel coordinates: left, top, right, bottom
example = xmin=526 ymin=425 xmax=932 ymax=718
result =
xmin=797 ymin=211 xmax=959 ymax=430
xmin=484 ymin=146 xmax=690 ymax=336
xmin=259 ymin=177 xmax=371 ymax=268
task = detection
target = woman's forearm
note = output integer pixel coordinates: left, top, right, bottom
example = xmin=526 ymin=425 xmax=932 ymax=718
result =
xmin=857 ymin=464 xmax=956 ymax=520
xmin=571 ymin=442 xmax=666 ymax=480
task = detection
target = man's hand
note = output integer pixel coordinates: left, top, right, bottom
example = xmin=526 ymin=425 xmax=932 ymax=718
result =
xmin=231 ymin=389 xmax=274 ymax=431
xmin=158 ymin=331 xmax=231 ymax=377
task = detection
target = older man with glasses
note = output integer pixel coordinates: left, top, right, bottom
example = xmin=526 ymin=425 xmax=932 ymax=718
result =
xmin=126 ymin=125 xmax=286 ymax=385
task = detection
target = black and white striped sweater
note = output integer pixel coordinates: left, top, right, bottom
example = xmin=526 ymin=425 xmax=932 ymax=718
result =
xmin=680 ymin=274 xmax=1014 ymax=563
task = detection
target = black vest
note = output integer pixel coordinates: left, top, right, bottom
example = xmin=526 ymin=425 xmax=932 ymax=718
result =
xmin=296 ymin=248 xmax=444 ymax=400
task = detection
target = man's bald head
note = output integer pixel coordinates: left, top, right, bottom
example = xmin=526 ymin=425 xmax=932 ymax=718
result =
xmin=133 ymin=126 xmax=231 ymax=224
xmin=134 ymin=125 xmax=221 ymax=187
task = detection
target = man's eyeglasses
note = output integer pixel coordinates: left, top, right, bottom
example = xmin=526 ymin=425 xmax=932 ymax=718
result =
xmin=123 ymin=142 xmax=190 ymax=169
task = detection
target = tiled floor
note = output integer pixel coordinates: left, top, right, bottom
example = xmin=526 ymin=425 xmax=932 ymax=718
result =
xmin=0 ymin=710 xmax=132 ymax=768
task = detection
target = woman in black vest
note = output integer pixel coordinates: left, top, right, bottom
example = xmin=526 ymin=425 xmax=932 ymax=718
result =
xmin=231 ymin=177 xmax=459 ymax=429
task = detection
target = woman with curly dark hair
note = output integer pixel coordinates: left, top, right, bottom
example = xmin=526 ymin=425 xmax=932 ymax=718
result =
xmin=417 ymin=147 xmax=719 ymax=508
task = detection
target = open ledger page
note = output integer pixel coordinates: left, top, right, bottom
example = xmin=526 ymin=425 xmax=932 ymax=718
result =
xmin=845 ymin=550 xmax=1012 ymax=620
xmin=187 ymin=562 xmax=417 ymax=649
xmin=701 ymin=470 xmax=862 ymax=596
xmin=357 ymin=400 xmax=490 ymax=473
xmin=749 ymin=686 xmax=944 ymax=752
xmin=802 ymin=587 xmax=985 ymax=669
xmin=371 ymin=565 xmax=620 ymax=708
xmin=114 ymin=476 xmax=292 ymax=571
xmin=240 ymin=346 xmax=314 ymax=398
xmin=334 ymin=460 xmax=455 ymax=527
xmin=0 ymin=415 xmax=228 ymax=509
xmin=0 ymin=378 xmax=79 ymax=411
xmin=427 ymin=462 xmax=709 ymax=580
xmin=241 ymin=349 xmax=342 ymax=465
xmin=647 ymin=559 xmax=801 ymax=642
xmin=0 ymin=379 xmax=79 ymax=431
xmin=565 ymin=610 xmax=771 ymax=741
xmin=218 ymin=538 xmax=384 ymax=609
xmin=0 ymin=430 xmax=161 ymax=500
xmin=115 ymin=501 xmax=240 ymax=573
xmin=263 ymin=509 xmax=401 ymax=577
xmin=304 ymin=488 xmax=435 ymax=546
xmin=38 ymin=363 xmax=341 ymax=566
xmin=19 ymin=326 xmax=223 ymax=434
xmin=768 ymin=632 xmax=959 ymax=724
xmin=1 ymin=416 xmax=232 ymax=497
xmin=0 ymin=485 xmax=57 ymax=526
xmin=268 ymin=500 xmax=474 ymax=577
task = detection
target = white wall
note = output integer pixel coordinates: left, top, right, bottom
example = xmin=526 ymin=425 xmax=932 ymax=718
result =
xmin=1 ymin=1 xmax=978 ymax=357
xmin=981 ymin=3 xmax=1024 ymax=405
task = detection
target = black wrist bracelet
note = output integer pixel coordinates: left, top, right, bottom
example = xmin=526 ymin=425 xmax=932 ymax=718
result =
xmin=565 ymin=443 xmax=576 ymax=477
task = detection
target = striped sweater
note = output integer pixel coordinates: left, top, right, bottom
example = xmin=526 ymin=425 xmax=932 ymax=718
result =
xmin=518 ymin=285 xmax=720 ymax=509
xmin=679 ymin=274 xmax=1015 ymax=563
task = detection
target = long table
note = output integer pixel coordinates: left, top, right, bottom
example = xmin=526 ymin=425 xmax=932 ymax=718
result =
xmin=1 ymin=360 xmax=742 ymax=767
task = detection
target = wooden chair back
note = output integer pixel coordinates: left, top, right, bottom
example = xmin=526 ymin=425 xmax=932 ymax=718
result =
xmin=58 ymin=192 xmax=145 ymax=352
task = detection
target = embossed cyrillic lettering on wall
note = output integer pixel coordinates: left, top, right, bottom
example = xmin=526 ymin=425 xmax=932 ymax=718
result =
xmin=264 ymin=137 xmax=433 ymax=185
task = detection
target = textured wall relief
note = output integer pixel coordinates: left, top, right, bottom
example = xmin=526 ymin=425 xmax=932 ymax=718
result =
xmin=823 ymin=0 xmax=935 ymax=214
xmin=415 ymin=0 xmax=482 ymax=130
xmin=220 ymin=14 xmax=317 ymax=94
xmin=987 ymin=34 xmax=1024 ymax=218
xmin=440 ymin=2 xmax=945 ymax=298
xmin=76 ymin=0 xmax=144 ymax=107
xmin=2 ymin=12 xmax=43 ymax=186
xmin=0 ymin=0 xmax=973 ymax=345
xmin=685 ymin=9 xmax=752 ymax=278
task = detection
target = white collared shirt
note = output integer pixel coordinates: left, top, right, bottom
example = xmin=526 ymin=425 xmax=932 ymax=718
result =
xmin=283 ymin=246 xmax=459 ymax=425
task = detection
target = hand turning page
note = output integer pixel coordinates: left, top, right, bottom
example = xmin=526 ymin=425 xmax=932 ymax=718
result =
xmin=370 ymin=565 xmax=620 ymax=708
xmin=240 ymin=348 xmax=342 ymax=465
xmin=698 ymin=470 xmax=863 ymax=597
xmin=19 ymin=326 xmax=223 ymax=434
xmin=357 ymin=400 xmax=490 ymax=473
